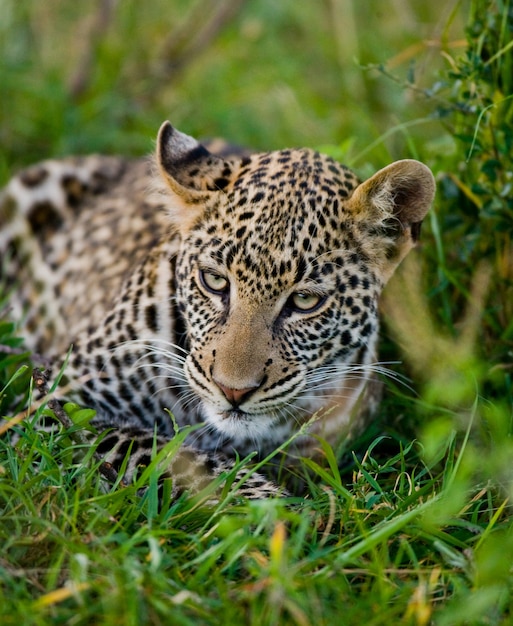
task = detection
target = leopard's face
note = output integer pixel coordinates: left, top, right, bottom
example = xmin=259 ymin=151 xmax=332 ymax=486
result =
xmin=173 ymin=151 xmax=382 ymax=444
xmin=156 ymin=123 xmax=435 ymax=449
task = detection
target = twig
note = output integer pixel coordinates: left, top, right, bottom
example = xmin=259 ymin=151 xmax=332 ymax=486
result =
xmin=32 ymin=368 xmax=125 ymax=487
xmin=68 ymin=0 xmax=118 ymax=99
xmin=154 ymin=0 xmax=246 ymax=82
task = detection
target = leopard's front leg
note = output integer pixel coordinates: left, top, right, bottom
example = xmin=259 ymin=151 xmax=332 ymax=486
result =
xmin=94 ymin=427 xmax=288 ymax=502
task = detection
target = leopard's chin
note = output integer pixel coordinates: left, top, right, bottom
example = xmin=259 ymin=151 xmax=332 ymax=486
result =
xmin=202 ymin=403 xmax=278 ymax=444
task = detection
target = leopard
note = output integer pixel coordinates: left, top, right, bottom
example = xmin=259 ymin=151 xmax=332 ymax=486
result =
xmin=0 ymin=121 xmax=435 ymax=500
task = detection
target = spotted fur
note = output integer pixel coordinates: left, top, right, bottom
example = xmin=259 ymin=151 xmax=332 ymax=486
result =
xmin=0 ymin=122 xmax=435 ymax=498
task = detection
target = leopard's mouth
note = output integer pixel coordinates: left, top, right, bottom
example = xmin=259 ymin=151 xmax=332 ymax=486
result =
xmin=221 ymin=408 xmax=249 ymax=420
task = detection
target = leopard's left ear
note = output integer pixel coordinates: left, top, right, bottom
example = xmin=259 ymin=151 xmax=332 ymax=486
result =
xmin=155 ymin=121 xmax=240 ymax=233
xmin=347 ymin=159 xmax=435 ymax=280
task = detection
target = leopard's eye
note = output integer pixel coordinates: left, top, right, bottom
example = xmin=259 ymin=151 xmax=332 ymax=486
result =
xmin=199 ymin=270 xmax=229 ymax=295
xmin=290 ymin=292 xmax=325 ymax=313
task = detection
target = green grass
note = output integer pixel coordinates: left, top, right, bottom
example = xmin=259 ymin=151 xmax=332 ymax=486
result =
xmin=1 ymin=387 xmax=511 ymax=625
xmin=2 ymin=0 xmax=513 ymax=624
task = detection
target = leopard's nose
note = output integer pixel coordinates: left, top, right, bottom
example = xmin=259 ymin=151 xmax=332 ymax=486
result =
xmin=215 ymin=382 xmax=260 ymax=408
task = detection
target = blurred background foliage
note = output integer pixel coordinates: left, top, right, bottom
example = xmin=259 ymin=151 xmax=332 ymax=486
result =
xmin=0 ymin=0 xmax=465 ymax=169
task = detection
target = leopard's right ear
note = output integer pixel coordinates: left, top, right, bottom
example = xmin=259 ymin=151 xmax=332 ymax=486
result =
xmin=156 ymin=122 xmax=238 ymax=233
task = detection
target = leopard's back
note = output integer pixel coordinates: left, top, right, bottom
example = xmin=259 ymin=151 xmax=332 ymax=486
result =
xmin=1 ymin=156 xmax=169 ymax=353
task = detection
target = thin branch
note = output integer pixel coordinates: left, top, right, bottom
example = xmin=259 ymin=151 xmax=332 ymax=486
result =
xmin=154 ymin=0 xmax=246 ymax=82
xmin=32 ymin=368 xmax=125 ymax=487
xmin=68 ymin=0 xmax=118 ymax=99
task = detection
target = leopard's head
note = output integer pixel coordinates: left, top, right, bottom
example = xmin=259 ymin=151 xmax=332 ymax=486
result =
xmin=156 ymin=122 xmax=435 ymax=449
